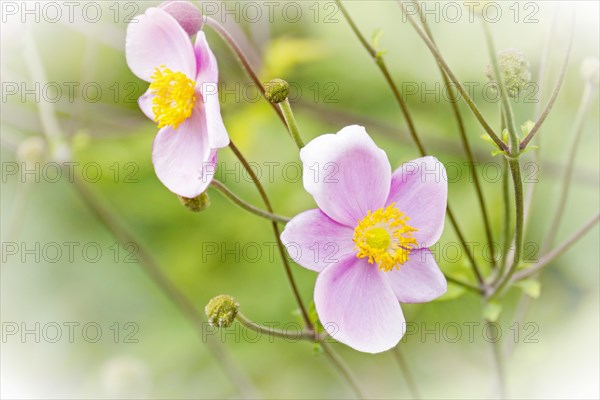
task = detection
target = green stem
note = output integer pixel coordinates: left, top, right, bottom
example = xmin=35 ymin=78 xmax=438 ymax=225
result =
xmin=210 ymin=180 xmax=291 ymax=223
xmin=490 ymin=158 xmax=523 ymax=299
xmin=395 ymin=1 xmax=507 ymax=151
xmin=498 ymin=157 xmax=512 ymax=282
xmin=543 ymin=84 xmax=596 ymax=249
xmin=228 ymin=141 xmax=313 ymax=329
xmin=445 ymin=275 xmax=484 ymax=294
xmin=279 ymin=98 xmax=305 ymax=148
xmin=320 ymin=343 xmax=367 ymax=399
xmin=204 ymin=17 xmax=286 ymax=125
xmin=336 ymin=0 xmax=485 ymax=287
xmin=392 ymin=347 xmax=421 ymax=399
xmin=412 ymin=0 xmax=496 ymax=269
xmin=71 ymin=176 xmax=258 ymax=399
xmin=336 ymin=0 xmax=425 ymax=154
xmin=514 ymin=213 xmax=599 ymax=281
xmin=481 ymin=20 xmax=524 ymax=300
xmin=481 ymin=22 xmax=519 ymax=155
xmin=236 ymin=313 xmax=324 ymax=341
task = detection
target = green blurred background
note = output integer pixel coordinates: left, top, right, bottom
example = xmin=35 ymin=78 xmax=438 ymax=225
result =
xmin=1 ymin=1 xmax=598 ymax=398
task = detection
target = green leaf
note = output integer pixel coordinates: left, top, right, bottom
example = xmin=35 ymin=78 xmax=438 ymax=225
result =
xmin=516 ymin=279 xmax=541 ymax=299
xmin=483 ymin=301 xmax=502 ymax=322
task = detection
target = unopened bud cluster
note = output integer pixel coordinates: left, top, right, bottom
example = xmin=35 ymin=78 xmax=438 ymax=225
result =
xmin=486 ymin=48 xmax=531 ymax=98
xmin=205 ymin=295 xmax=239 ymax=328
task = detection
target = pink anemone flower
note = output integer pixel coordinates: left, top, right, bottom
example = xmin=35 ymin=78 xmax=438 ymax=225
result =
xmin=281 ymin=125 xmax=448 ymax=353
xmin=126 ymin=7 xmax=229 ymax=197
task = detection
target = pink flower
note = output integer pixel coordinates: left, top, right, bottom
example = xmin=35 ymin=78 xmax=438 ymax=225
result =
xmin=125 ymin=7 xmax=229 ymax=197
xmin=281 ymin=126 xmax=448 ymax=353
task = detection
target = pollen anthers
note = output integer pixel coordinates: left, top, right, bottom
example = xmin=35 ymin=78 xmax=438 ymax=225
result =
xmin=353 ymin=204 xmax=418 ymax=272
xmin=149 ymin=65 xmax=196 ymax=129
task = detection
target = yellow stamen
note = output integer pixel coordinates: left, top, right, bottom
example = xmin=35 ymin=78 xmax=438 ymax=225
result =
xmin=149 ymin=65 xmax=196 ymax=129
xmin=353 ymin=204 xmax=418 ymax=272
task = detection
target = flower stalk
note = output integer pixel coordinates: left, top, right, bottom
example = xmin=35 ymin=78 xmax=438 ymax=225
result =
xmin=210 ymin=179 xmax=291 ymax=224
xmin=236 ymin=313 xmax=325 ymax=342
xmin=481 ymin=21 xmax=524 ymax=299
xmin=280 ymin=99 xmax=305 ymax=149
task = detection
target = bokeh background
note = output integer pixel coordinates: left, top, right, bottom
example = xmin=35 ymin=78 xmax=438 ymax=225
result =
xmin=1 ymin=1 xmax=599 ymax=399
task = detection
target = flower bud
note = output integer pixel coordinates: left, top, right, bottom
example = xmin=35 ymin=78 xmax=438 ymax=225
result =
xmin=178 ymin=192 xmax=210 ymax=212
xmin=485 ymin=48 xmax=531 ymax=98
xmin=16 ymin=136 xmax=47 ymax=168
xmin=580 ymin=57 xmax=599 ymax=86
xmin=160 ymin=1 xmax=203 ymax=36
xmin=265 ymin=79 xmax=289 ymax=103
xmin=205 ymin=295 xmax=239 ymax=328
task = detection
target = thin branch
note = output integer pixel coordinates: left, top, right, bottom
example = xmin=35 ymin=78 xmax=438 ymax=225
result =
xmin=392 ymin=347 xmax=421 ymax=399
xmin=204 ymin=17 xmax=286 ymax=125
xmin=514 ymin=213 xmax=599 ymax=281
xmin=321 ymin=343 xmax=367 ymax=399
xmin=71 ymin=176 xmax=258 ymax=399
xmin=520 ymin=17 xmax=574 ymax=150
xmin=395 ymin=1 xmax=507 ymax=151
xmin=210 ymin=179 xmax=291 ymax=223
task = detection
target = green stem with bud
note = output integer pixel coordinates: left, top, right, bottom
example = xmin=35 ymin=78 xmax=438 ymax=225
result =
xmin=279 ymin=99 xmax=305 ymax=149
xmin=228 ymin=141 xmax=313 ymax=329
xmin=336 ymin=0 xmax=485 ymax=287
xmin=481 ymin=21 xmax=524 ymax=300
xmin=210 ymin=180 xmax=291 ymax=223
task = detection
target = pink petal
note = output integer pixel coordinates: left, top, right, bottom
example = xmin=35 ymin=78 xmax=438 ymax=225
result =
xmin=382 ymin=248 xmax=447 ymax=303
xmin=386 ymin=156 xmax=447 ymax=247
xmin=138 ymin=88 xmax=155 ymax=121
xmin=126 ymin=7 xmax=196 ymax=82
xmin=194 ymin=31 xmax=219 ymax=85
xmin=315 ymin=256 xmax=405 ymax=353
xmin=193 ymin=32 xmax=229 ymax=149
xmin=280 ymin=209 xmax=356 ymax=272
xmin=151 ymin=105 xmax=215 ymax=197
xmin=300 ymin=125 xmax=391 ymax=227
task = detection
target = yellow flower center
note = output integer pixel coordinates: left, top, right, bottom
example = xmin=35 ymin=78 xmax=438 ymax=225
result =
xmin=353 ymin=204 xmax=418 ymax=272
xmin=149 ymin=66 xmax=196 ymax=129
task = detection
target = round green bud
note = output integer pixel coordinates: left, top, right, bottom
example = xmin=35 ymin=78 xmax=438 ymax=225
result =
xmin=485 ymin=48 xmax=531 ymax=98
xmin=205 ymin=295 xmax=239 ymax=328
xmin=264 ymin=79 xmax=289 ymax=103
xmin=178 ymin=192 xmax=210 ymax=212
xmin=580 ymin=57 xmax=599 ymax=86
